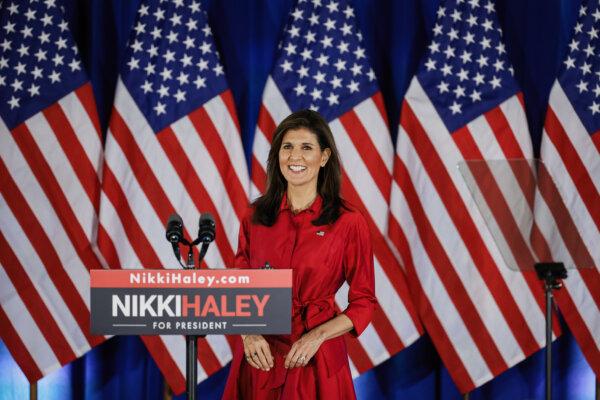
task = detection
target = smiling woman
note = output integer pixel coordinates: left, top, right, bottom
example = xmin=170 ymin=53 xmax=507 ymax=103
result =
xmin=222 ymin=109 xmax=377 ymax=400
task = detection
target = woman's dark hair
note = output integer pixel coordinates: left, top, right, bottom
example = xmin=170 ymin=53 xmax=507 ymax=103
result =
xmin=252 ymin=109 xmax=346 ymax=226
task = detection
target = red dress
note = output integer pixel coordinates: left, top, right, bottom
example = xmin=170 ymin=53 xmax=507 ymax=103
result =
xmin=222 ymin=195 xmax=376 ymax=400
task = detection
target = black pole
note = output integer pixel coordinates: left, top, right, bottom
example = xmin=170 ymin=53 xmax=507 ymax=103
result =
xmin=185 ymin=246 xmax=197 ymax=400
xmin=544 ymin=280 xmax=553 ymax=400
xmin=534 ymin=262 xmax=567 ymax=400
xmin=186 ymin=335 xmax=197 ymax=400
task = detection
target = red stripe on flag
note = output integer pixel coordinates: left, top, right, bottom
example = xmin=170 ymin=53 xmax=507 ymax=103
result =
xmin=257 ymin=105 xmax=277 ymax=143
xmin=43 ymin=103 xmax=101 ymax=214
xmin=391 ymin=153 xmax=507 ymax=376
xmin=251 ymin=155 xmax=267 ymax=194
xmin=0 ymin=159 xmax=99 ymax=347
xmin=387 ymin=214 xmax=476 ymax=393
xmin=555 ymin=276 xmax=600 ymax=376
xmin=0 ymin=233 xmax=77 ymax=364
xmin=339 ymin=110 xmax=391 ymax=201
xmin=187 ymin=107 xmax=247 ymax=220
xmin=344 ymin=335 xmax=374 ymax=372
xmin=97 ymin=223 xmax=120 ymax=268
xmin=75 ymin=83 xmax=102 ymax=141
xmin=220 ymin=90 xmax=241 ymax=133
xmin=0 ymin=307 xmax=43 ymax=382
xmin=592 ymin=132 xmax=600 ymax=154
xmin=100 ymin=166 xmax=161 ymax=268
xmin=156 ymin=126 xmax=235 ymax=263
xmin=11 ymin=123 xmax=103 ymax=272
xmin=372 ymin=92 xmax=389 ymax=126
xmin=484 ymin=107 xmax=526 ymax=159
xmin=544 ymin=108 xmax=600 ymax=229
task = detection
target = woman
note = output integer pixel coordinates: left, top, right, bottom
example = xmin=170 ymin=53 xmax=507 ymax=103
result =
xmin=222 ymin=109 xmax=376 ymax=399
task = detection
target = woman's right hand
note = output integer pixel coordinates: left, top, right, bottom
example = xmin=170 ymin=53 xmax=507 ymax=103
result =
xmin=242 ymin=335 xmax=274 ymax=371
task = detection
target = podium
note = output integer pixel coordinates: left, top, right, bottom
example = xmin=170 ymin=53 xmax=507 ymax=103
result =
xmin=90 ymin=268 xmax=292 ymax=398
xmin=457 ymin=159 xmax=596 ymax=400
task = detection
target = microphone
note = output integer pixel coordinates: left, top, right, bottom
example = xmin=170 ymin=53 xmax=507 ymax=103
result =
xmin=197 ymin=213 xmax=216 ymax=243
xmin=165 ymin=213 xmax=183 ymax=260
xmin=197 ymin=213 xmax=216 ymax=264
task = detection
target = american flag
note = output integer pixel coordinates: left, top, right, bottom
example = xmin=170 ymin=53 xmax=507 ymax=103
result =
xmin=96 ymin=0 xmax=249 ymax=393
xmin=388 ymin=0 xmax=555 ymax=392
xmin=251 ymin=0 xmax=423 ymax=375
xmin=0 ymin=0 xmax=105 ymax=382
xmin=539 ymin=1 xmax=600 ymax=378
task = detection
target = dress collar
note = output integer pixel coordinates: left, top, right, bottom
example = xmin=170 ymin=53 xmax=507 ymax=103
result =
xmin=280 ymin=192 xmax=322 ymax=215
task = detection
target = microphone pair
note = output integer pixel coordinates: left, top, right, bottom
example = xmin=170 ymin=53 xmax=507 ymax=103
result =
xmin=165 ymin=213 xmax=216 ymax=266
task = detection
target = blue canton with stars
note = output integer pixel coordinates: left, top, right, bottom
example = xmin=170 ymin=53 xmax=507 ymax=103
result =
xmin=121 ymin=0 xmax=227 ymax=133
xmin=558 ymin=1 xmax=600 ymax=136
xmin=0 ymin=0 xmax=87 ymax=130
xmin=416 ymin=0 xmax=519 ymax=133
xmin=272 ymin=0 xmax=379 ymax=122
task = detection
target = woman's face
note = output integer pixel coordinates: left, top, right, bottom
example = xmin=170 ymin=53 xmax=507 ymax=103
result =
xmin=278 ymin=128 xmax=330 ymax=191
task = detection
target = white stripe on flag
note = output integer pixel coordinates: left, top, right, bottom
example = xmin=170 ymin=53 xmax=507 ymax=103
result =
xmin=0 ymin=266 xmax=60 ymax=375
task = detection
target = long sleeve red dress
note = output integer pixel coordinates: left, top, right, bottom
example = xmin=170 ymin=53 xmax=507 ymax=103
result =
xmin=222 ymin=194 xmax=376 ymax=400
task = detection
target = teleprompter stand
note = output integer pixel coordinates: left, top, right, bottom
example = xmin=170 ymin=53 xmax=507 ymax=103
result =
xmin=534 ymin=262 xmax=567 ymax=400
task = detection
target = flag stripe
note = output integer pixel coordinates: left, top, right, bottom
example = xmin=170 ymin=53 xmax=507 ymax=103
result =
xmin=186 ymin=107 xmax=247 ymax=220
xmin=42 ymin=103 xmax=101 ymax=214
xmin=555 ymin=281 xmax=600 ymax=372
xmin=0 ymin=305 xmax=43 ymax=381
xmin=339 ymin=110 xmax=391 ymax=200
xmin=257 ymin=104 xmax=278 ymax=144
xmin=484 ymin=107 xmax=526 ymax=158
xmin=0 ymin=232 xmax=77 ymax=363
xmin=544 ymin=108 xmax=600 ymax=229
xmin=251 ymin=155 xmax=267 ymax=194
xmin=74 ymin=84 xmax=103 ymax=141
xmin=0 ymin=158 xmax=98 ymax=346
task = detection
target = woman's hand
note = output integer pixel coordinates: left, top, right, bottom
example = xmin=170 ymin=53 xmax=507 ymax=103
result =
xmin=284 ymin=329 xmax=325 ymax=369
xmin=242 ymin=335 xmax=274 ymax=371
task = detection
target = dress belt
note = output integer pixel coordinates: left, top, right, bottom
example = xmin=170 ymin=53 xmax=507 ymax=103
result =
xmin=257 ymin=296 xmax=347 ymax=389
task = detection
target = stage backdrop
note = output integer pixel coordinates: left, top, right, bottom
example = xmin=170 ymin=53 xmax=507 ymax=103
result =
xmin=0 ymin=0 xmax=597 ymax=399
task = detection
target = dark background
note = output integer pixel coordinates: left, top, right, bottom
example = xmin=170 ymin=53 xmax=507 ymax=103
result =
xmin=1 ymin=0 xmax=596 ymax=399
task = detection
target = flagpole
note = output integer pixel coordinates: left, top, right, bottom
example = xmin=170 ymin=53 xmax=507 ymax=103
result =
xmin=463 ymin=392 xmax=469 ymax=400
xmin=595 ymin=377 xmax=598 ymax=400
xmin=163 ymin=377 xmax=172 ymax=400
xmin=29 ymin=382 xmax=37 ymax=400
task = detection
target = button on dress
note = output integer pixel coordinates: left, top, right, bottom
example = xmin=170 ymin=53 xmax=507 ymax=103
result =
xmin=222 ymin=195 xmax=376 ymax=400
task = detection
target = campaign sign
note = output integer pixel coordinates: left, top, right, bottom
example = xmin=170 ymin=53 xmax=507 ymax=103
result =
xmin=90 ymin=269 xmax=292 ymax=335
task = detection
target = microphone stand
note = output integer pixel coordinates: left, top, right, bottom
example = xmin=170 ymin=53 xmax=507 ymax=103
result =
xmin=184 ymin=244 xmax=197 ymax=400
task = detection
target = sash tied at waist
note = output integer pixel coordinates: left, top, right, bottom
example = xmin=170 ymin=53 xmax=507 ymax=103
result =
xmin=256 ymin=296 xmax=347 ymax=390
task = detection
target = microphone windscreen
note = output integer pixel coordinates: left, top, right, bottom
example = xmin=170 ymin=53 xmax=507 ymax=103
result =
xmin=165 ymin=213 xmax=183 ymax=243
xmin=198 ymin=213 xmax=216 ymax=242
